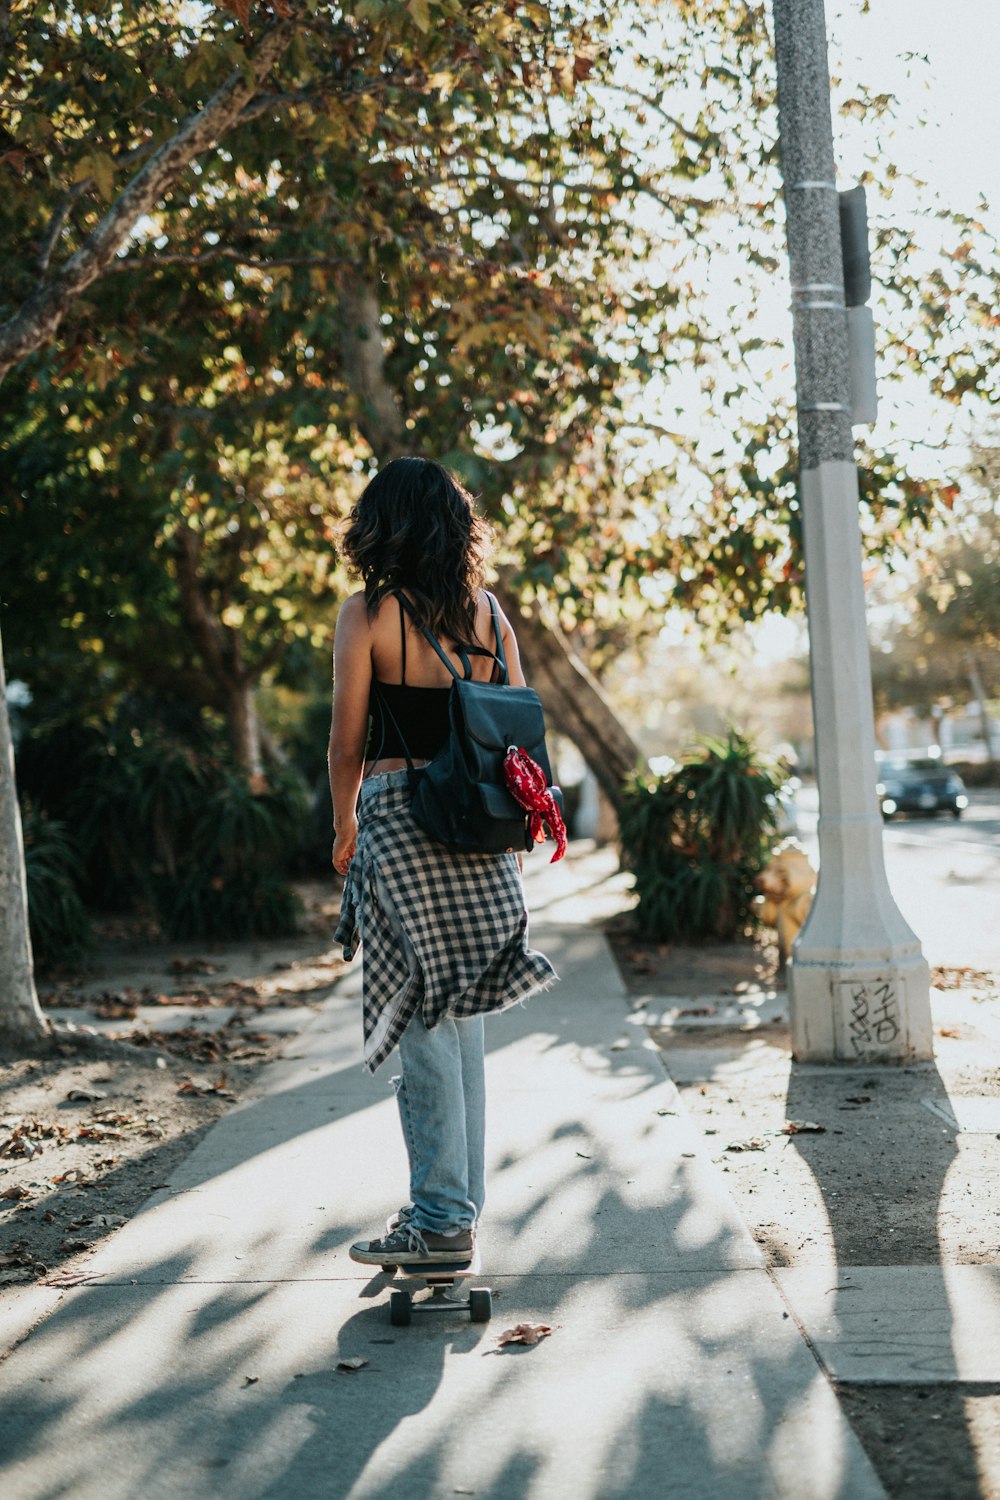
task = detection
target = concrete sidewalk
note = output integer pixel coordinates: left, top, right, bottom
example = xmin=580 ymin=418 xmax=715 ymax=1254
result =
xmin=0 ymin=864 xmax=884 ymax=1499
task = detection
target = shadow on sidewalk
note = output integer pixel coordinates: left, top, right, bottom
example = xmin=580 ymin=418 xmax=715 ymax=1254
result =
xmin=0 ymin=970 xmax=879 ymax=1500
xmin=782 ymin=1055 xmax=988 ymax=1495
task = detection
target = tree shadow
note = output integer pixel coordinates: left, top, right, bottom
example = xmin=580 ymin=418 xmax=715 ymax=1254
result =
xmin=0 ymin=956 xmax=886 ymax=1499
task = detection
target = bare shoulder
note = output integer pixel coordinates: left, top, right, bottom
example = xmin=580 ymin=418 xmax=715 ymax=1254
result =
xmin=335 ymin=591 xmax=371 ymax=639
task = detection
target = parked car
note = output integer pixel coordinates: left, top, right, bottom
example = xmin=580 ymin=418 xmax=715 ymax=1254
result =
xmin=875 ymin=752 xmax=969 ymax=820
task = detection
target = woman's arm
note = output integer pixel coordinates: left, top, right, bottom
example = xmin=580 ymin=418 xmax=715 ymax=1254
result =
xmin=329 ymin=594 xmax=373 ymax=875
xmin=493 ymin=597 xmax=527 ymax=688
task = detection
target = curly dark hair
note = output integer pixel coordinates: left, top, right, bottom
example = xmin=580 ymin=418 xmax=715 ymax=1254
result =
xmin=341 ymin=457 xmax=494 ymax=642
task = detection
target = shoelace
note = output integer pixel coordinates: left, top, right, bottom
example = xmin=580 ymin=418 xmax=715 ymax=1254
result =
xmin=391 ymin=1223 xmax=429 ymax=1256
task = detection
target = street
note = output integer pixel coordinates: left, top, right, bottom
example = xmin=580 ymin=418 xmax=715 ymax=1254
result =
xmin=796 ymin=786 xmax=1000 ymax=969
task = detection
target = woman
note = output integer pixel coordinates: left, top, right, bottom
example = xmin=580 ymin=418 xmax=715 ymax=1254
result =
xmin=330 ymin=456 xmax=557 ymax=1269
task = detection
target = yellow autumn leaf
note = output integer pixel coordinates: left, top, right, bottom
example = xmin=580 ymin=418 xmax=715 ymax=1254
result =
xmin=407 ymin=0 xmax=431 ymax=32
xmin=90 ymin=152 xmax=116 ymax=203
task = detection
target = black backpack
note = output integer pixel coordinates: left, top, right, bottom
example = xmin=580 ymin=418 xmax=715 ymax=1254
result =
xmin=377 ymin=592 xmax=561 ymax=855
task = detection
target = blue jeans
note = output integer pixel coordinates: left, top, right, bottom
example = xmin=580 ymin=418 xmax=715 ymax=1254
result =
xmin=392 ymin=1010 xmax=486 ymax=1236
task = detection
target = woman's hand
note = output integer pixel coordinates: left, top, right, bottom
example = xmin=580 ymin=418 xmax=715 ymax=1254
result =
xmin=332 ymin=816 xmax=359 ymax=876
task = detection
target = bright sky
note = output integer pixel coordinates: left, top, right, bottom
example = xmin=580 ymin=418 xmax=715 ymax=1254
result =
xmin=829 ymin=0 xmax=1000 ymax=230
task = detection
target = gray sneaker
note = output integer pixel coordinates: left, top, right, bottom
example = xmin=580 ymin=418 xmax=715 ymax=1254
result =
xmin=349 ymin=1223 xmax=475 ymax=1267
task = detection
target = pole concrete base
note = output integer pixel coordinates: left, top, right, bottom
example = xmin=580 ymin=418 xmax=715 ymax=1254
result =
xmin=788 ymin=459 xmax=934 ymax=1064
xmin=789 ymin=952 xmax=932 ymax=1064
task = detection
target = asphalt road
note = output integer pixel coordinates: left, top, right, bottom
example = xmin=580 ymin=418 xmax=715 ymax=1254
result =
xmin=795 ymin=784 xmax=1000 ymax=970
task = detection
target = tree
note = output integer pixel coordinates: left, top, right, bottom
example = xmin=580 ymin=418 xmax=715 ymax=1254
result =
xmin=871 ymin=508 xmax=1000 ymax=759
xmin=0 ymin=628 xmax=50 ymax=1047
xmin=5 ymin=0 xmax=1000 ymax=898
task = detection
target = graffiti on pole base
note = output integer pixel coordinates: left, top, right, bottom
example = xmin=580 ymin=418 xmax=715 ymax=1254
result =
xmin=840 ymin=978 xmax=903 ymax=1054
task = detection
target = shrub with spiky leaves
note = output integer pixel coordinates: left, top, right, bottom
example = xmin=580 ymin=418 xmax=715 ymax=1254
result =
xmin=619 ymin=732 xmax=784 ymax=943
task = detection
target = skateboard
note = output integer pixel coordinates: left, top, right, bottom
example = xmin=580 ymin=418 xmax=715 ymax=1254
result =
xmin=379 ymin=1250 xmax=493 ymax=1327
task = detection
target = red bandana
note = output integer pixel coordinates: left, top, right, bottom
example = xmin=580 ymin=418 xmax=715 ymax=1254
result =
xmin=502 ymin=747 xmax=567 ymax=863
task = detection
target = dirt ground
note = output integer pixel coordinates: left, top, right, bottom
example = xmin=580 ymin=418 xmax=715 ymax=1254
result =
xmin=607 ymin=920 xmax=1000 ymax=1500
xmin=0 ymin=881 xmax=345 ymax=1289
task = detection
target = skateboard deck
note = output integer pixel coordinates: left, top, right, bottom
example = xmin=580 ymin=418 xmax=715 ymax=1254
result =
xmin=378 ymin=1250 xmax=493 ymax=1326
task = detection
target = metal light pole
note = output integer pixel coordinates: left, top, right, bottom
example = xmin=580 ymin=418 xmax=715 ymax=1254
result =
xmin=771 ymin=0 xmax=933 ymax=1062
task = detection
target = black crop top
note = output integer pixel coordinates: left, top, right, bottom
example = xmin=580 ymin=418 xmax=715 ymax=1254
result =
xmin=366 ymin=598 xmax=453 ymax=761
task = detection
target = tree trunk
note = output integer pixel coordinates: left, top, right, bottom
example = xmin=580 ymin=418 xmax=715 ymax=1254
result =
xmin=227 ymin=678 xmax=264 ymax=779
xmin=968 ymin=653 xmax=996 ymax=764
xmin=173 ymin=525 xmax=265 ymax=776
xmin=340 ymin=272 xmax=407 ymax=459
xmin=0 ymin=627 xmax=51 ymax=1049
xmin=498 ymin=586 xmax=645 ymax=814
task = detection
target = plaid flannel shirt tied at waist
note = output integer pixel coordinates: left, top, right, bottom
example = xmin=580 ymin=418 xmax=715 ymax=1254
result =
xmin=334 ymin=771 xmax=557 ymax=1073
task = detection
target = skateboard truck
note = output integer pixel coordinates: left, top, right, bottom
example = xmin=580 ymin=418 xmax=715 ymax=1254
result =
xmin=379 ymin=1256 xmax=493 ymax=1327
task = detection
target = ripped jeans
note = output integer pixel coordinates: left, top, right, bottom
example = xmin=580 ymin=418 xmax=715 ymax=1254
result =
xmin=392 ymin=1009 xmax=486 ymax=1236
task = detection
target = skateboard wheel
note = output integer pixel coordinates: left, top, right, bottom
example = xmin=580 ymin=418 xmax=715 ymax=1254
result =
xmin=469 ymin=1288 xmax=492 ymax=1323
xmin=389 ymin=1290 xmax=412 ymax=1326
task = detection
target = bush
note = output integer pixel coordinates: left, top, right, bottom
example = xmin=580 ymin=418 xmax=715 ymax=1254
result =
xmin=20 ymin=804 xmax=91 ymax=968
xmin=619 ymin=731 xmax=785 ymax=943
xmin=16 ymin=706 xmax=309 ymax=942
xmin=153 ymin=764 xmax=308 ymax=940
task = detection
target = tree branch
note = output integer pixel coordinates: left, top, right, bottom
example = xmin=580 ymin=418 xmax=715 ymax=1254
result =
xmin=0 ymin=16 xmax=297 ymax=384
xmin=107 ymin=249 xmax=353 ymax=273
xmin=35 ymin=183 xmax=90 ymax=274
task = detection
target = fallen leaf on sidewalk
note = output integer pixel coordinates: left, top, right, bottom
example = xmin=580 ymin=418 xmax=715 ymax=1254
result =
xmin=726 ymin=1138 xmax=769 ymax=1152
xmin=242 ymin=1375 xmax=259 ymax=1387
xmin=937 ymin=1027 xmax=961 ymax=1039
xmin=1 ymin=1185 xmax=31 ymax=1201
xmin=92 ymin=995 xmax=140 ymax=1020
xmin=495 ymin=1323 xmax=552 ymax=1348
xmin=169 ymin=958 xmax=221 ymax=977
xmin=780 ymin=1121 xmax=826 ymax=1135
xmin=336 ymin=1357 xmax=369 ymax=1373
xmin=0 ymin=1267 xmax=33 ymax=1285
xmin=177 ymin=1072 xmax=237 ymax=1101
xmin=66 ymin=1088 xmax=107 ymax=1103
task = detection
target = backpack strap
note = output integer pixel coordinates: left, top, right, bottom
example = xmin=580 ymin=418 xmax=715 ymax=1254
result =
xmin=485 ymin=592 xmax=509 ymax=685
xmin=395 ymin=592 xmax=506 ymax=683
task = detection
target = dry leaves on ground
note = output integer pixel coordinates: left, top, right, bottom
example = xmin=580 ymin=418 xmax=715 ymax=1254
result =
xmin=495 ymin=1323 xmax=553 ymax=1348
xmin=726 ymin=1137 xmax=770 ymax=1153
xmin=168 ymin=958 xmax=222 ymax=977
xmin=336 ymin=1357 xmax=369 ymax=1373
xmin=931 ymin=966 xmax=998 ymax=992
xmin=780 ymin=1120 xmax=826 ymax=1135
xmin=177 ymin=1072 xmax=237 ymax=1101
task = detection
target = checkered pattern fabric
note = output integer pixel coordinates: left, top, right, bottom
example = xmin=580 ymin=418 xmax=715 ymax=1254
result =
xmin=335 ymin=770 xmax=558 ymax=1073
